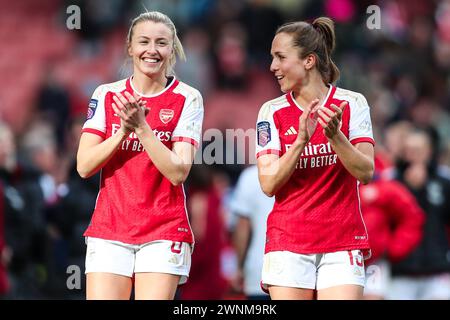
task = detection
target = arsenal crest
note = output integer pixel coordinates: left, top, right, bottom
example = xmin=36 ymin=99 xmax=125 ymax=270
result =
xmin=159 ymin=109 xmax=174 ymax=124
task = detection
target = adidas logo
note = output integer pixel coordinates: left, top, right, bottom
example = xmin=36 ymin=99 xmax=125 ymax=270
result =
xmin=284 ymin=126 xmax=298 ymax=136
xmin=168 ymin=255 xmax=179 ymax=264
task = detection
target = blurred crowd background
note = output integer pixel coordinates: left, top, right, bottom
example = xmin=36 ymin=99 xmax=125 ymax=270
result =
xmin=0 ymin=0 xmax=449 ymax=299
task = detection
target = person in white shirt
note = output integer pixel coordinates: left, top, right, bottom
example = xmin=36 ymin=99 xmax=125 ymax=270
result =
xmin=230 ymin=165 xmax=274 ymax=299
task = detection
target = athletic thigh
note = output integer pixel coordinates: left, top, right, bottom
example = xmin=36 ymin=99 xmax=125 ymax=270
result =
xmin=134 ymin=272 xmax=180 ymax=300
xmin=268 ymin=285 xmax=315 ymax=300
xmin=85 ymin=237 xmax=135 ymax=299
xmin=134 ymin=240 xmax=192 ymax=299
xmin=86 ymin=273 xmax=132 ymax=300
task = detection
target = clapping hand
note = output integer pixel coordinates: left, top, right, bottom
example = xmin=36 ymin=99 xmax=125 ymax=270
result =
xmin=112 ymin=91 xmax=149 ymax=134
xmin=317 ymin=101 xmax=347 ymax=140
xmin=296 ymin=98 xmax=320 ymax=145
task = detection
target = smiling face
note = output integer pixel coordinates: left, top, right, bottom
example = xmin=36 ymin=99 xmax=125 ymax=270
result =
xmin=128 ymin=21 xmax=174 ymax=79
xmin=270 ymin=32 xmax=313 ymax=93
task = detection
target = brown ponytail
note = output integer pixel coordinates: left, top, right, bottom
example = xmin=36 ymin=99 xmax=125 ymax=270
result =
xmin=312 ymin=17 xmax=340 ymax=84
xmin=276 ymin=16 xmax=340 ymax=84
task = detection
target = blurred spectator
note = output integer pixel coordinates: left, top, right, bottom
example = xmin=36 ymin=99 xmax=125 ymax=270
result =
xmin=0 ymin=122 xmax=17 ymax=177
xmin=270 ymin=0 xmax=311 ymax=21
xmin=239 ymin=0 xmax=283 ymax=67
xmin=388 ymin=128 xmax=450 ymax=299
xmin=213 ymin=22 xmax=249 ymax=90
xmin=205 ymin=0 xmax=246 ymax=40
xmin=137 ymin=0 xmax=215 ymax=30
xmin=56 ymin=116 xmax=100 ymax=299
xmin=0 ymin=121 xmax=38 ymax=299
xmin=0 ymin=182 xmax=10 ymax=297
xmin=441 ymin=142 xmax=450 ymax=174
xmin=360 ymin=152 xmax=425 ymax=299
xmin=176 ymin=27 xmax=214 ymax=96
xmin=229 ymin=165 xmax=273 ymax=300
xmin=384 ymin=121 xmax=415 ymax=171
xmin=17 ymin=120 xmax=70 ymax=298
xmin=69 ymin=0 xmax=128 ymax=43
xmin=368 ymin=87 xmax=398 ymax=130
xmin=409 ymin=97 xmax=450 ymax=154
xmin=0 ymin=123 xmax=24 ymax=297
xmin=0 ymin=122 xmax=13 ymax=297
xmin=36 ymin=66 xmax=71 ymax=152
xmin=178 ymin=165 xmax=228 ymax=299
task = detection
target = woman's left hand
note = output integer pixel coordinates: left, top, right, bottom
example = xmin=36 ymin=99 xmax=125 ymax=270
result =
xmin=317 ymin=101 xmax=347 ymax=140
xmin=112 ymin=91 xmax=149 ymax=131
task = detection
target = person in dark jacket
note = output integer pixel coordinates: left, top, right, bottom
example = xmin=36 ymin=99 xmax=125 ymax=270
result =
xmin=0 ymin=121 xmax=43 ymax=299
xmin=389 ymin=128 xmax=450 ymax=300
xmin=360 ymin=152 xmax=425 ymax=299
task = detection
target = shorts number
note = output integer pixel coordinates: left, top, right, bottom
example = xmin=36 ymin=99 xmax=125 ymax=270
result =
xmin=347 ymin=251 xmax=363 ymax=267
xmin=171 ymin=242 xmax=182 ymax=254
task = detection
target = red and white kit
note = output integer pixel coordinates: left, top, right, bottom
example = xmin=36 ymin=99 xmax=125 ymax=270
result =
xmin=256 ymin=85 xmax=374 ymax=257
xmin=82 ymin=77 xmax=203 ymax=245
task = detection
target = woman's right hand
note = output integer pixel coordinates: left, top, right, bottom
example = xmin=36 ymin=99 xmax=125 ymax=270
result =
xmin=112 ymin=92 xmax=148 ymax=135
xmin=296 ymin=98 xmax=320 ymax=145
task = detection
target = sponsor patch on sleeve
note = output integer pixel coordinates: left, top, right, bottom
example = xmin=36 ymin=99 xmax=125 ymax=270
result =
xmin=86 ymin=99 xmax=98 ymax=120
xmin=359 ymin=120 xmax=372 ymax=132
xmin=257 ymin=121 xmax=271 ymax=147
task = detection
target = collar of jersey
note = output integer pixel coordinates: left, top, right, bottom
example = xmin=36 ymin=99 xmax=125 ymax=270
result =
xmin=288 ymin=84 xmax=334 ymax=111
xmin=129 ymin=76 xmax=176 ymax=98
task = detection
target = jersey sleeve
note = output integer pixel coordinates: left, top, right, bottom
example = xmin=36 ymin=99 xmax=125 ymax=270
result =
xmin=255 ymin=102 xmax=281 ymax=158
xmin=81 ymin=85 xmax=107 ymax=139
xmin=172 ymin=89 xmax=204 ymax=148
xmin=349 ymin=93 xmax=375 ymax=145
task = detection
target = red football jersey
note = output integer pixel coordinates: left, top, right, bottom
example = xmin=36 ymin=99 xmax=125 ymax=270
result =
xmin=81 ymin=77 xmax=204 ymax=244
xmin=256 ymin=86 xmax=374 ymax=257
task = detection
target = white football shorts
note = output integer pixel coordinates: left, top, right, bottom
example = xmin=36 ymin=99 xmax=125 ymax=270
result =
xmin=261 ymin=250 xmax=365 ymax=291
xmin=85 ymin=237 xmax=192 ymax=284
